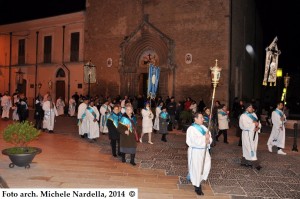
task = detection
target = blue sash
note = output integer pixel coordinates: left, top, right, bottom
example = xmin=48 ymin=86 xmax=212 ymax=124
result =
xmin=160 ymin=112 xmax=169 ymax=119
xmin=275 ymin=109 xmax=283 ymax=117
xmin=120 ymin=116 xmax=133 ymax=132
xmin=245 ymin=112 xmax=258 ymax=122
xmin=108 ymin=112 xmax=121 ymax=127
xmin=191 ymin=123 xmax=206 ymax=135
xmin=218 ymin=110 xmax=227 ymax=116
xmin=87 ymin=106 xmax=96 ymax=119
xmin=203 ymin=115 xmax=209 ymax=123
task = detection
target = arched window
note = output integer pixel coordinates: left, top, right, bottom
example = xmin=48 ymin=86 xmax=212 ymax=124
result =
xmin=56 ymin=68 xmax=65 ymax=77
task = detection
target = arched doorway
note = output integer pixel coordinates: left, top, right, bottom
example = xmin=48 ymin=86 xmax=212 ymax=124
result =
xmin=17 ymin=79 xmax=27 ymax=96
xmin=119 ymin=18 xmax=175 ymax=98
xmin=55 ymin=68 xmax=66 ymax=102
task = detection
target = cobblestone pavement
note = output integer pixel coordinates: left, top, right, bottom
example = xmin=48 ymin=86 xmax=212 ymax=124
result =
xmin=1 ymin=112 xmax=300 ymax=198
xmin=52 ymin=114 xmax=300 ymax=198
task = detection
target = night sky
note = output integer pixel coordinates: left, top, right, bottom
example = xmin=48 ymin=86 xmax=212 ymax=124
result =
xmin=0 ymin=0 xmax=86 ymax=24
xmin=0 ymin=0 xmax=299 ymax=72
xmin=255 ymin=0 xmax=300 ymax=73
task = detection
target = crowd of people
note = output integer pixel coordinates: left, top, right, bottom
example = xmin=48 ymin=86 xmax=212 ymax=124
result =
xmin=0 ymin=90 xmax=290 ymax=196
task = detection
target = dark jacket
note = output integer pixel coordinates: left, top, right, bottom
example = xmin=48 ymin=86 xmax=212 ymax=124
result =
xmin=117 ymin=113 xmax=137 ymax=149
xmin=34 ymin=99 xmax=44 ymax=120
xmin=167 ymin=101 xmax=176 ymax=115
xmin=107 ymin=112 xmax=121 ymax=140
xmin=17 ymin=98 xmax=29 ymax=120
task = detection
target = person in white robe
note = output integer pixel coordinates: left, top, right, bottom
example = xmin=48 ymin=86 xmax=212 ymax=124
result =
xmin=100 ymin=100 xmax=111 ymax=134
xmin=42 ymin=95 xmax=58 ymax=133
xmin=68 ymin=97 xmax=76 ymax=117
xmin=267 ymin=101 xmax=287 ymax=155
xmin=153 ymin=101 xmax=163 ymax=131
xmin=239 ymin=103 xmax=262 ymax=170
xmin=140 ymin=101 xmax=154 ymax=144
xmin=43 ymin=92 xmax=50 ymax=103
xmin=186 ymin=112 xmax=212 ymax=196
xmin=86 ymin=100 xmax=100 ymax=141
xmin=77 ymin=97 xmax=89 ymax=138
xmin=12 ymin=94 xmax=19 ymax=121
xmin=1 ymin=92 xmax=12 ymax=119
xmin=56 ymin=97 xmax=65 ymax=116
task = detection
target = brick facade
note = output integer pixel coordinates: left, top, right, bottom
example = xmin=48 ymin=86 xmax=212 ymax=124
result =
xmin=85 ymin=0 xmax=230 ymax=104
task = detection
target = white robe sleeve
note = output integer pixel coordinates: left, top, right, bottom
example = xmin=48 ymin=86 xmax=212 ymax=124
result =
xmin=271 ymin=111 xmax=282 ymax=129
xmin=239 ymin=114 xmax=255 ymax=131
xmin=186 ymin=126 xmax=212 ymax=148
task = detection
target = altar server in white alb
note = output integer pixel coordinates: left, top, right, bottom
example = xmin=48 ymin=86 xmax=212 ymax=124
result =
xmin=186 ymin=112 xmax=212 ymax=196
xmin=239 ymin=103 xmax=262 ymax=170
xmin=56 ymin=96 xmax=65 ymax=116
xmin=42 ymin=95 xmax=58 ymax=133
xmin=86 ymin=100 xmax=100 ymax=141
xmin=1 ymin=91 xmax=11 ymax=120
xmin=77 ymin=97 xmax=89 ymax=138
xmin=267 ymin=101 xmax=287 ymax=155
xmin=100 ymin=100 xmax=111 ymax=134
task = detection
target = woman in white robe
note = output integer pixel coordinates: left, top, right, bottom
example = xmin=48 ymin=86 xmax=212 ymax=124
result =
xmin=86 ymin=101 xmax=100 ymax=140
xmin=56 ymin=97 xmax=65 ymax=116
xmin=100 ymin=101 xmax=111 ymax=134
xmin=140 ymin=102 xmax=154 ymax=144
xmin=186 ymin=112 xmax=212 ymax=196
xmin=43 ymin=96 xmax=58 ymax=133
xmin=68 ymin=97 xmax=76 ymax=117
xmin=153 ymin=102 xmax=163 ymax=131
xmin=1 ymin=93 xmax=11 ymax=119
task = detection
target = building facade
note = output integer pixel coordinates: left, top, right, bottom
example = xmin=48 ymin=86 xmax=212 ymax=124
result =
xmin=85 ymin=0 xmax=231 ymax=104
xmin=0 ymin=12 xmax=85 ymax=106
xmin=0 ymin=0 xmax=263 ymax=108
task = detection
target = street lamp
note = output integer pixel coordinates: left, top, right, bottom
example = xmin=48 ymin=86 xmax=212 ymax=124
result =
xmin=84 ymin=60 xmax=96 ymax=98
xmin=281 ymin=73 xmax=290 ymax=104
xmin=276 ymin=68 xmax=283 ymax=101
xmin=201 ymin=59 xmax=222 ymax=175
xmin=276 ymin=68 xmax=283 ymax=78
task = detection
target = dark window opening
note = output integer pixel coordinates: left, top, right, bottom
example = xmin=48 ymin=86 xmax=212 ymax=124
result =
xmin=18 ymin=39 xmax=25 ymax=65
xmin=44 ymin=36 xmax=52 ymax=63
xmin=70 ymin=32 xmax=80 ymax=62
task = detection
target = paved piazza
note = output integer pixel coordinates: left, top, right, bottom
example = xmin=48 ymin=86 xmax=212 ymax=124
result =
xmin=0 ymin=112 xmax=299 ymax=198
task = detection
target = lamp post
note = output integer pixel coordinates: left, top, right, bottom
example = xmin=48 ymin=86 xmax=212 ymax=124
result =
xmin=201 ymin=59 xmax=222 ymax=175
xmin=84 ymin=60 xmax=96 ymax=98
xmin=283 ymin=73 xmax=290 ymax=104
xmin=276 ymin=68 xmax=283 ymax=101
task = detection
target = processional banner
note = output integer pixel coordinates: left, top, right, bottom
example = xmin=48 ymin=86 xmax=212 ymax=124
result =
xmin=262 ymin=36 xmax=281 ymax=86
xmin=147 ymin=64 xmax=160 ymax=99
